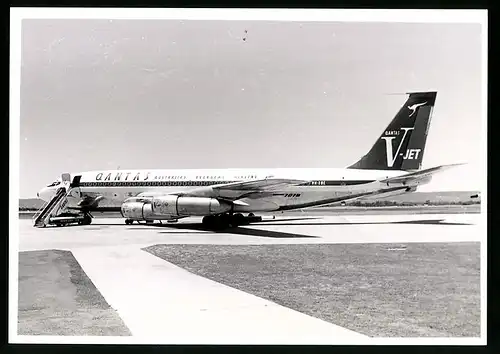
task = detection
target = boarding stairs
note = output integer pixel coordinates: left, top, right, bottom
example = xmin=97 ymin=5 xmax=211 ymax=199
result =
xmin=33 ymin=182 xmax=74 ymax=228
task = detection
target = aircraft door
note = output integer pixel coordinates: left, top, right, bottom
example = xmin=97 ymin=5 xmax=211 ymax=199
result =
xmin=71 ymin=175 xmax=82 ymax=188
xmin=69 ymin=175 xmax=82 ymax=198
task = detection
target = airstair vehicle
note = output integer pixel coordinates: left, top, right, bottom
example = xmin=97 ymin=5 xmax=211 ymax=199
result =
xmin=33 ymin=173 xmax=91 ymax=228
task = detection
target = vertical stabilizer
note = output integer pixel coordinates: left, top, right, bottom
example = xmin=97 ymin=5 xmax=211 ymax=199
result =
xmin=348 ymin=91 xmax=437 ymax=171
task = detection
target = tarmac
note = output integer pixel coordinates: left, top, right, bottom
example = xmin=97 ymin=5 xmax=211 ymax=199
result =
xmin=15 ymin=210 xmax=484 ymax=344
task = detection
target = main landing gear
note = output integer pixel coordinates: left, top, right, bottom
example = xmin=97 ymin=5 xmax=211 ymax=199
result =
xmin=202 ymin=213 xmax=262 ymax=229
xmin=124 ymin=213 xmax=262 ymax=229
xmin=78 ymin=213 xmax=92 ymax=225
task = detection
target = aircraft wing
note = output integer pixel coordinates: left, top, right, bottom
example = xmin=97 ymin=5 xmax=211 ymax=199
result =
xmin=213 ymin=178 xmax=307 ymax=191
xmin=185 ymin=177 xmax=309 ymax=200
xmin=380 ymin=163 xmax=465 ymax=184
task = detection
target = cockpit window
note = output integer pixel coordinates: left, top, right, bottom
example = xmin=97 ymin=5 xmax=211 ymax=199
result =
xmin=47 ymin=181 xmax=61 ymax=187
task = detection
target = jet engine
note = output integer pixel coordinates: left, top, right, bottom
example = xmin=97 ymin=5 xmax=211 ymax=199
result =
xmin=120 ymin=195 xmax=231 ymax=221
xmin=151 ymin=195 xmax=231 ymax=216
xmin=121 ymin=201 xmax=161 ymax=221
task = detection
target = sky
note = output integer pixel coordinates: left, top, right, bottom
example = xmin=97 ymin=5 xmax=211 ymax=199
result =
xmin=18 ymin=18 xmax=484 ymax=198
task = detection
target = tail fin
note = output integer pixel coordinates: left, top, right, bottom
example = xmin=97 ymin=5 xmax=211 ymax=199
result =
xmin=348 ymin=91 xmax=437 ymax=171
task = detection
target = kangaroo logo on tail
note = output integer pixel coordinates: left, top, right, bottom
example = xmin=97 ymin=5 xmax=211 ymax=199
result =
xmin=407 ymin=101 xmax=427 ymax=117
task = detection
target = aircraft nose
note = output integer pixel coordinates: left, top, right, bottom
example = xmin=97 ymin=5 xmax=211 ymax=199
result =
xmin=38 ymin=188 xmax=53 ymax=202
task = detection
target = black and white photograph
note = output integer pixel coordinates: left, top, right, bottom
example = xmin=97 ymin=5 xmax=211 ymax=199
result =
xmin=10 ymin=8 xmax=487 ymax=345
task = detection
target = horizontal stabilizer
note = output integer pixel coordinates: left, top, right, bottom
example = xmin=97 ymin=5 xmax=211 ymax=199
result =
xmin=380 ymin=163 xmax=465 ymax=184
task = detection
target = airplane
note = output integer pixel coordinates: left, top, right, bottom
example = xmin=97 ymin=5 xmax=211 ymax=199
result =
xmin=35 ymin=91 xmax=462 ymax=228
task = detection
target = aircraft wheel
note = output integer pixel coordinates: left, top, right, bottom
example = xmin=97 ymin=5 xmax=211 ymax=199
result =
xmin=203 ymin=215 xmax=230 ymax=229
xmin=82 ymin=215 xmax=92 ymax=225
xmin=248 ymin=213 xmax=255 ymax=217
xmin=232 ymin=213 xmax=245 ymax=226
xmin=221 ymin=214 xmax=233 ymax=228
xmin=202 ymin=215 xmax=215 ymax=228
xmin=125 ymin=219 xmax=133 ymax=225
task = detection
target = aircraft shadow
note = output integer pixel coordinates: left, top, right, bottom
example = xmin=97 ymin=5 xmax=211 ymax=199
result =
xmin=254 ymin=217 xmax=321 ymax=223
xmin=105 ymin=217 xmax=319 ymax=230
xmin=257 ymin=219 xmax=473 ymax=226
xmin=161 ymin=227 xmax=318 ymax=238
xmin=129 ymin=221 xmax=319 ymax=238
xmin=47 ymin=218 xmax=471 ymax=232
xmin=97 ymin=217 xmax=470 ymax=240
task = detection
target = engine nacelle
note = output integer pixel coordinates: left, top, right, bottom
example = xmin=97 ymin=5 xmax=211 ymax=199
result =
xmin=151 ymin=195 xmax=231 ymax=216
xmin=121 ymin=201 xmax=178 ymax=221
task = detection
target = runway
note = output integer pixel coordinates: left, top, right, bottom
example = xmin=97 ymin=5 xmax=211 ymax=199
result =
xmin=15 ymin=211 xmax=483 ymax=344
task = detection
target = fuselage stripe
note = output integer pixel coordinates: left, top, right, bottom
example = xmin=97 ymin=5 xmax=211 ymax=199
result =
xmin=77 ymin=180 xmax=375 ymax=188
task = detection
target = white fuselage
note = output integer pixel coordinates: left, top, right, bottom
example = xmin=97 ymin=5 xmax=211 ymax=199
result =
xmin=39 ymin=167 xmax=411 ymax=213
